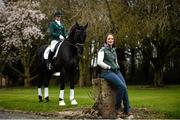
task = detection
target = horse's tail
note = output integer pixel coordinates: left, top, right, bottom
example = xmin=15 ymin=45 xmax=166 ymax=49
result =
xmin=34 ymin=44 xmax=48 ymax=71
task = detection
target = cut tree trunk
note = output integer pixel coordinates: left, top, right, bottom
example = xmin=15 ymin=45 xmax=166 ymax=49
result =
xmin=153 ymin=68 xmax=163 ymax=87
xmin=92 ymin=78 xmax=117 ymax=118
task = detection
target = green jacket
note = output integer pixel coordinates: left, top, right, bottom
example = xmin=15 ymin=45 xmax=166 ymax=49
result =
xmin=48 ymin=21 xmax=67 ymax=41
xmin=102 ymin=46 xmax=120 ymax=70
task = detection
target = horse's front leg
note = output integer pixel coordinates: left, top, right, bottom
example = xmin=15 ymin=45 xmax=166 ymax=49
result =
xmin=59 ymin=69 xmax=66 ymax=106
xmin=43 ymin=72 xmax=51 ymax=102
xmin=69 ymin=68 xmax=78 ymax=105
xmin=43 ymin=80 xmax=49 ymax=102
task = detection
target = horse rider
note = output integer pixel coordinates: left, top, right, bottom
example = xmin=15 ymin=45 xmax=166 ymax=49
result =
xmin=47 ymin=10 xmax=67 ymax=70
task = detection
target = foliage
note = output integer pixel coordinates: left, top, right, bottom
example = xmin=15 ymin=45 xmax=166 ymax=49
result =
xmin=0 ymin=0 xmax=179 ymax=87
xmin=106 ymin=0 xmax=178 ymax=86
xmin=0 ymin=1 xmax=47 ymax=86
xmin=0 ymin=1 xmax=46 ymax=63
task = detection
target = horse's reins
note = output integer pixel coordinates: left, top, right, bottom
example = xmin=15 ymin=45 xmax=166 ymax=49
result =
xmin=65 ymin=40 xmax=84 ymax=49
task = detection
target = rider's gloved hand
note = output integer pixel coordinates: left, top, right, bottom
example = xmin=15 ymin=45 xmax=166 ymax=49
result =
xmin=59 ymin=35 xmax=65 ymax=41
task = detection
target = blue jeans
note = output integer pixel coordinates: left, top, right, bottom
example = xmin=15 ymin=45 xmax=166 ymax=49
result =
xmin=101 ymin=70 xmax=130 ymax=113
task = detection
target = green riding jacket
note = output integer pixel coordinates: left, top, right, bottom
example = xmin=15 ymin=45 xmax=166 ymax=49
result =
xmin=48 ymin=21 xmax=67 ymax=41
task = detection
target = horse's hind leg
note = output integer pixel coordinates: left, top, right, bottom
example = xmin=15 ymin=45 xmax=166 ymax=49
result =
xmin=37 ymin=75 xmax=43 ymax=102
xmin=37 ymin=72 xmax=51 ymax=102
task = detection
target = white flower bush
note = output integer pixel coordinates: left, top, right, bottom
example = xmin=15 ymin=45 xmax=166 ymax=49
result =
xmin=0 ymin=1 xmax=46 ymax=63
xmin=0 ymin=1 xmax=47 ymax=86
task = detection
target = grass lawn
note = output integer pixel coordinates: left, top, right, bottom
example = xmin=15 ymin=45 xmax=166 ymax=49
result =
xmin=0 ymin=85 xmax=179 ymax=118
xmin=129 ymin=85 xmax=180 ymax=118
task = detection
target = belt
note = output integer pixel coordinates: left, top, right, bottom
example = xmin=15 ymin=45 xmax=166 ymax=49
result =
xmin=102 ymin=69 xmax=119 ymax=73
xmin=101 ymin=69 xmax=110 ymax=72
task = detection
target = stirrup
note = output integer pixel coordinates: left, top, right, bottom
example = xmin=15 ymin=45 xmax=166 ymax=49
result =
xmin=47 ymin=63 xmax=53 ymax=70
xmin=70 ymin=99 xmax=78 ymax=105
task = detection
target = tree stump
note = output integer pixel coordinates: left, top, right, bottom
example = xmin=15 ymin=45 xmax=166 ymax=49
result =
xmin=92 ymin=78 xmax=117 ymax=118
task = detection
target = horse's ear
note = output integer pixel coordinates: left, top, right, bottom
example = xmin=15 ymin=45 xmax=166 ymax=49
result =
xmin=76 ymin=22 xmax=80 ymax=27
xmin=84 ymin=23 xmax=88 ymax=30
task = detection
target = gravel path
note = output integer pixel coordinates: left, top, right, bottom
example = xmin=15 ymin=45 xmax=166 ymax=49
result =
xmin=0 ymin=108 xmax=165 ymax=119
xmin=0 ymin=109 xmax=86 ymax=119
xmin=0 ymin=110 xmax=55 ymax=119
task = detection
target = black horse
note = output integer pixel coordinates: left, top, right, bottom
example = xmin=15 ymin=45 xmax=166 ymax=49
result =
xmin=35 ymin=22 xmax=87 ymax=105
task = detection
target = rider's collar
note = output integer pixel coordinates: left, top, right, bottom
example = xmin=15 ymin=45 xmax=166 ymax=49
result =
xmin=55 ymin=20 xmax=61 ymax=26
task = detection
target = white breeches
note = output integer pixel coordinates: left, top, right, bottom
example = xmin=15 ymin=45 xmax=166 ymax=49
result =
xmin=50 ymin=40 xmax=58 ymax=52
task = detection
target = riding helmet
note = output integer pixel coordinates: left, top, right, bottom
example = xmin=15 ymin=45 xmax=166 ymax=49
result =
xmin=54 ymin=10 xmax=63 ymax=17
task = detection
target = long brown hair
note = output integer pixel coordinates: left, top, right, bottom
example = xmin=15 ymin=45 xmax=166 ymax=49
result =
xmin=104 ymin=33 xmax=116 ymax=48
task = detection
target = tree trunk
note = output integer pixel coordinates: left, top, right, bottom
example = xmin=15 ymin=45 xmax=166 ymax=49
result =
xmin=153 ymin=68 xmax=163 ymax=87
xmin=105 ymin=0 xmax=117 ymax=33
xmin=92 ymin=78 xmax=117 ymax=118
xmin=24 ymin=66 xmax=31 ymax=87
xmin=21 ymin=54 xmax=31 ymax=87
xmin=151 ymin=58 xmax=164 ymax=87
xmin=130 ymin=48 xmax=135 ymax=80
xmin=79 ymin=60 xmax=85 ymax=87
xmin=142 ymin=58 xmax=150 ymax=83
xmin=116 ymin=48 xmax=126 ymax=77
xmin=79 ymin=47 xmax=91 ymax=87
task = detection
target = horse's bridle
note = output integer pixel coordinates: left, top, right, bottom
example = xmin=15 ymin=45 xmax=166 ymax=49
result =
xmin=75 ymin=43 xmax=84 ymax=47
xmin=65 ymin=41 xmax=83 ymax=47
xmin=65 ymin=41 xmax=84 ymax=55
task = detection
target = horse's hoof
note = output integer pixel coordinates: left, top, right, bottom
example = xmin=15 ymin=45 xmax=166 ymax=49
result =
xmin=59 ymin=100 xmax=66 ymax=106
xmin=45 ymin=97 xmax=49 ymax=102
xmin=38 ymin=96 xmax=43 ymax=102
xmin=71 ymin=99 xmax=78 ymax=105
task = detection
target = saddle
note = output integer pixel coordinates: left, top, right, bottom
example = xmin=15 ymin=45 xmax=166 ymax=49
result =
xmin=43 ymin=41 xmax=63 ymax=60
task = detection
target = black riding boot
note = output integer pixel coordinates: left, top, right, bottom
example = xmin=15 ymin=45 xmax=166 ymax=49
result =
xmin=46 ymin=51 xmax=54 ymax=70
